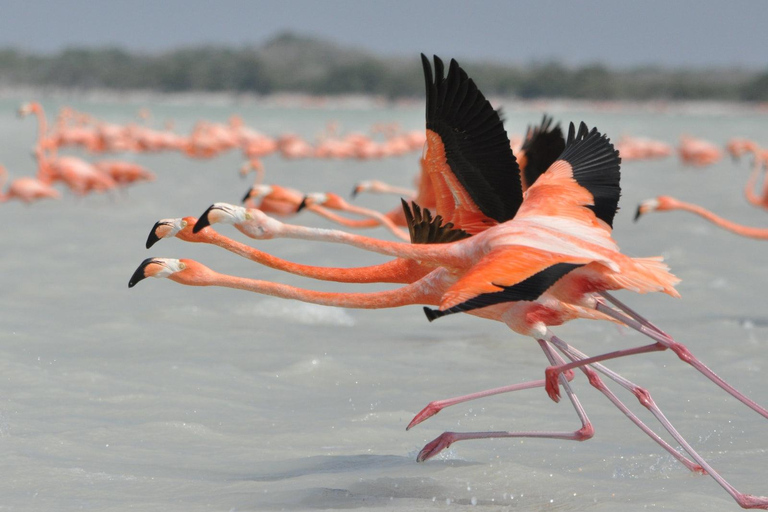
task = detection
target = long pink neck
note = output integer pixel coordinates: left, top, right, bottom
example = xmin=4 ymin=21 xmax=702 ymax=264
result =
xmin=309 ymin=205 xmax=380 ymax=228
xmin=673 ymin=200 xmax=768 ymax=239
xmin=203 ymin=230 xmax=427 ymax=283
xmin=276 ymin=222 xmax=469 ymax=269
xmin=312 ymin=204 xmax=409 ymax=240
xmin=189 ymin=269 xmax=442 ymax=308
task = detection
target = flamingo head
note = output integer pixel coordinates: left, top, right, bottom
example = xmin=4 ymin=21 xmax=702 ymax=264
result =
xmin=299 ymin=192 xmax=345 ymax=212
xmin=241 ymin=184 xmax=273 ymax=204
xmin=128 ymin=257 xmax=187 ymax=288
xmin=194 ymin=202 xmax=247 ymax=232
xmin=17 ymin=102 xmax=40 ymax=118
xmin=634 ymin=196 xmax=676 ymax=221
xmin=297 ymin=192 xmax=328 ymax=212
xmin=351 ymin=180 xmax=374 ymax=198
xmin=195 ymin=202 xmax=279 ymax=239
xmin=146 ymin=217 xmax=189 ymax=249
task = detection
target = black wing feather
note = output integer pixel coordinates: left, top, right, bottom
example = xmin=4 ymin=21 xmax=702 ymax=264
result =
xmin=423 ymin=263 xmax=582 ymax=321
xmin=558 ymin=122 xmax=622 ymax=227
xmin=421 ymin=54 xmax=523 ymax=223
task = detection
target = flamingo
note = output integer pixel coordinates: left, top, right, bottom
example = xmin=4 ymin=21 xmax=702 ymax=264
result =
xmin=93 ymin=160 xmax=156 ymax=188
xmin=635 ymin=195 xmax=768 ymax=239
xmin=132 ymin=55 xmax=768 ymax=507
xmin=678 ymin=135 xmax=722 ymax=167
xmin=20 ymin=102 xmax=117 ymax=195
xmin=0 ymin=165 xmax=60 ymax=203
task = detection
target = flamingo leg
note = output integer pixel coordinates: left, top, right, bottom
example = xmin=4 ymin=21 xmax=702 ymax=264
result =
xmin=549 ymin=336 xmax=768 ymax=509
xmin=406 ymin=374 xmax=574 ymax=431
xmin=593 ymin=296 xmax=768 ymax=420
xmin=416 ymin=339 xmax=593 ymax=462
xmin=542 ymin=338 xmax=666 ymax=402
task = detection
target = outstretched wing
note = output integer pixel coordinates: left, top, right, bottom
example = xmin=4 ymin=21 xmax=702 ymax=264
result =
xmin=518 ymin=115 xmax=566 ymax=191
xmin=422 ymin=54 xmax=523 ymax=234
xmin=517 ymin=121 xmax=622 ymax=230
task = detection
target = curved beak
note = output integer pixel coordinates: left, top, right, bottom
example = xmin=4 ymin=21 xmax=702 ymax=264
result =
xmin=146 ymin=220 xmax=170 ymax=249
xmin=193 ymin=203 xmax=242 ymax=233
xmin=296 ymin=196 xmax=309 ymax=213
xmin=633 ymin=204 xmax=643 ymax=222
xmin=241 ymin=187 xmax=254 ymax=204
xmin=193 ymin=206 xmax=215 ymax=233
xmin=351 ymin=185 xmax=361 ymax=199
xmin=128 ymin=257 xmax=157 ymax=288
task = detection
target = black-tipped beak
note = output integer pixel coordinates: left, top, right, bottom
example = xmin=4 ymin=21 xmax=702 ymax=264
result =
xmin=350 ymin=185 xmax=360 ymax=199
xmin=128 ymin=258 xmax=155 ymax=288
xmin=296 ymin=196 xmax=309 ymax=213
xmin=241 ymin=187 xmax=253 ymax=204
xmin=633 ymin=205 xmax=643 ymax=222
xmin=193 ymin=206 xmax=214 ymax=233
xmin=145 ymin=221 xmax=165 ymax=249
xmin=423 ymin=307 xmax=443 ymax=322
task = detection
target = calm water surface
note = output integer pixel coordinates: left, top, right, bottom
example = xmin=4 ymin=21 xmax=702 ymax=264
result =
xmin=1 ymin=97 xmax=767 ymax=511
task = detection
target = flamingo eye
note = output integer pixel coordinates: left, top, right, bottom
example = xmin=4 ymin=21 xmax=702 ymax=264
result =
xmin=245 ymin=211 xmax=252 ymax=220
xmin=178 ymin=262 xmax=186 ymax=270
xmin=179 ymin=220 xmax=187 ymax=229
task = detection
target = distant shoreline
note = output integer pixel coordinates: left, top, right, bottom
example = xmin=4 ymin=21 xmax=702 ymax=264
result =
xmin=2 ymin=86 xmax=766 ymax=117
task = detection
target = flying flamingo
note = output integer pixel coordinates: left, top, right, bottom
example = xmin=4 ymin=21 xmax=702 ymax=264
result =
xmin=132 ymin=55 xmax=768 ymax=507
xmin=0 ymin=165 xmax=60 ymax=203
xmin=635 ymin=195 xmax=768 ymax=239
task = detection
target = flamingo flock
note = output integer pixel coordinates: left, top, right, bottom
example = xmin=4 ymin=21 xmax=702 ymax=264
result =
xmin=3 ymin=101 xmax=428 ymax=206
xmin=126 ymin=55 xmax=768 ymax=508
xmin=636 ymin=136 xmax=768 ymax=237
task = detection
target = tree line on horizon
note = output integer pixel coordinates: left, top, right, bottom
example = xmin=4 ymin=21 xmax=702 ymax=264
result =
xmin=0 ymin=33 xmax=766 ymax=101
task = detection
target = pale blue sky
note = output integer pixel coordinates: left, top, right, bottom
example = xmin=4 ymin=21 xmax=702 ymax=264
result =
xmin=2 ymin=0 xmax=766 ymax=69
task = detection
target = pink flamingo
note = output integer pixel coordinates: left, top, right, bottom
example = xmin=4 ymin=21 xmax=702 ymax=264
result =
xmin=0 ymin=165 xmax=60 ymax=203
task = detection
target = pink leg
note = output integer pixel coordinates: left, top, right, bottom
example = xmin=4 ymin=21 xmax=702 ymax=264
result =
xmin=550 ymin=337 xmax=768 ymax=509
xmin=594 ymin=296 xmax=768 ymax=420
xmin=544 ymin=337 xmax=703 ymax=472
xmin=407 ymin=372 xmax=575 ymax=430
xmin=416 ymin=340 xmax=593 ymax=462
xmin=543 ymin=337 xmax=665 ymax=402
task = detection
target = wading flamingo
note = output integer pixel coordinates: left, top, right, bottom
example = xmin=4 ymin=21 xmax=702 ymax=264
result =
xmin=635 ymin=195 xmax=768 ymax=240
xmin=0 ymin=165 xmax=60 ymax=203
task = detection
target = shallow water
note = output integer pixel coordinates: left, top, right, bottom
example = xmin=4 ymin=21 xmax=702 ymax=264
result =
xmin=1 ymin=97 xmax=767 ymax=511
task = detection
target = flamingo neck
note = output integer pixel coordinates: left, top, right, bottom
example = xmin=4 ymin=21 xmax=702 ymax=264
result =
xmin=204 ymin=230 xmax=421 ymax=283
xmin=200 ymin=268 xmax=442 ymax=309
xmin=276 ymin=222 xmax=466 ymax=268
xmin=319 ymin=203 xmax=409 ymax=241
xmin=308 ymin=205 xmax=381 ymax=229
xmin=674 ymin=200 xmax=768 ymax=240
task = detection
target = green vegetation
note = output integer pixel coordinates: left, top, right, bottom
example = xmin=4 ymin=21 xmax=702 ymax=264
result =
xmin=1 ymin=32 xmax=767 ymax=101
